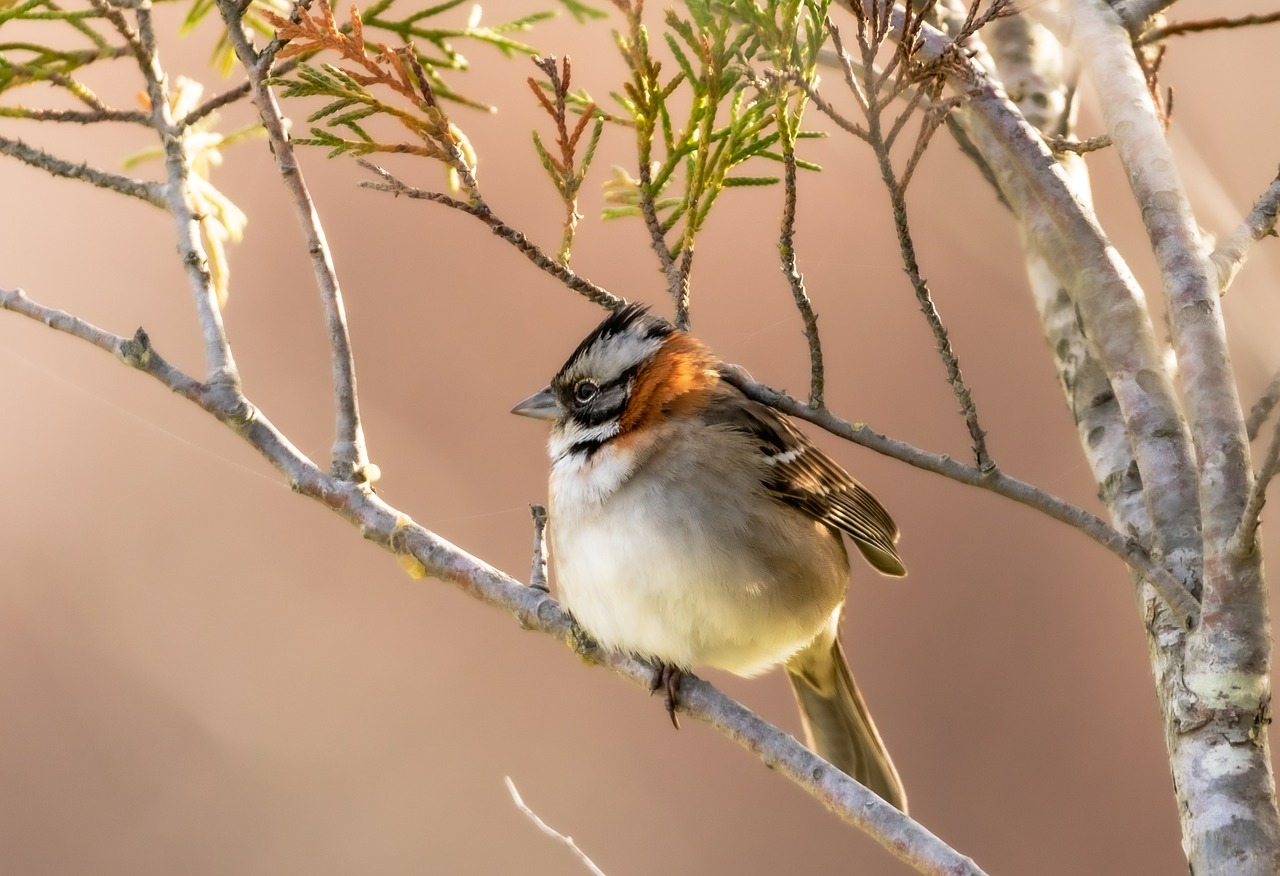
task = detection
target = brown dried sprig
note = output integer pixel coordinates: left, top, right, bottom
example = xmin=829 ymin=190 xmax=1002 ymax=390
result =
xmin=264 ymin=0 xmax=478 ymax=191
xmin=267 ymin=0 xmax=426 ymax=105
xmin=529 ymin=55 xmax=604 ymax=265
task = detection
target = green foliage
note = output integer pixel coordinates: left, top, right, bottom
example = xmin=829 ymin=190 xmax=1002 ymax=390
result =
xmin=265 ymin=0 xmax=476 ymax=195
xmin=265 ymin=0 xmax=591 ymax=113
xmin=598 ymin=0 xmax=827 ymax=256
xmin=0 ymin=0 xmax=123 ymax=100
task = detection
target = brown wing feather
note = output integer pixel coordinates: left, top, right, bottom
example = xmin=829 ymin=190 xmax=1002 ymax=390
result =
xmin=703 ymin=390 xmax=906 ymax=577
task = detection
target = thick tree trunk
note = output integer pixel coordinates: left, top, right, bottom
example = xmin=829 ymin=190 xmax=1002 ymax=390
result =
xmin=971 ymin=7 xmax=1280 ymax=871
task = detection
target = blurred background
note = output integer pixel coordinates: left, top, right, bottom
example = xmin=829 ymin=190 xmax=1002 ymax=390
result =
xmin=2 ymin=1 xmax=1279 ymax=873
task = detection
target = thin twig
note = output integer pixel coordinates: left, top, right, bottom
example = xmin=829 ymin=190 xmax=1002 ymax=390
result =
xmin=1112 ymin=0 xmax=1181 ymax=35
xmin=1139 ymin=12 xmax=1280 ymax=44
xmin=719 ymin=368 xmax=1199 ymax=625
xmin=178 ymin=24 xmax=306 ymax=127
xmin=129 ymin=1 xmax=239 ymax=382
xmin=0 ymin=285 xmax=986 ymax=876
xmin=1044 ymin=133 xmax=1112 ymax=155
xmin=794 ymin=75 xmax=871 ymax=141
xmin=1210 ymin=167 xmax=1280 ymax=293
xmin=218 ymin=0 xmax=370 ymax=481
xmin=1246 ymin=368 xmax=1280 ymax=443
xmin=0 ymin=105 xmax=150 ymax=125
xmin=528 ymin=505 xmax=549 ymax=592
xmin=779 ymin=139 xmax=826 ymax=408
xmin=898 ymin=98 xmax=957 ymax=192
xmin=86 ymin=0 xmax=146 ymax=64
xmin=505 ymin=778 xmax=608 ymax=876
xmin=1230 ymin=418 xmax=1280 ymax=558
xmin=834 ymin=11 xmax=993 ymax=473
xmin=357 ymin=161 xmax=623 ymax=310
xmin=0 ymin=136 xmax=166 ymax=207
xmin=638 ymin=159 xmax=687 ymax=327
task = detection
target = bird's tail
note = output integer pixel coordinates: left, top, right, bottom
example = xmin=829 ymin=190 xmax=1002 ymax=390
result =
xmin=785 ymin=619 xmax=907 ymax=812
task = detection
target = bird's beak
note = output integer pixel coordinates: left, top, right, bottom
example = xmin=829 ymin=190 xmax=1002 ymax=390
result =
xmin=511 ymin=386 xmax=561 ymax=421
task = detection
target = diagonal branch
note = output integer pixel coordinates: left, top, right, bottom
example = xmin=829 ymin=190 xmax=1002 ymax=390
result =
xmin=1246 ymin=367 xmax=1280 ymax=443
xmin=1210 ymin=167 xmax=1280 ymax=293
xmin=638 ymin=159 xmax=688 ymax=327
xmin=0 ymin=284 xmax=983 ymax=876
xmin=1112 ymin=0 xmax=1181 ymax=35
xmin=1139 ymin=12 xmax=1280 ymax=44
xmin=722 ymin=369 xmax=1199 ymax=624
xmin=0 ymin=135 xmax=166 ymax=207
xmin=867 ymin=0 xmax=1203 ymax=591
xmin=357 ymin=161 xmax=623 ymax=310
xmin=505 ymin=778 xmax=609 ymax=876
xmin=778 ymin=127 xmax=826 ymax=409
xmin=1230 ymin=417 xmax=1280 ymax=559
xmin=217 ymin=0 xmax=370 ymax=482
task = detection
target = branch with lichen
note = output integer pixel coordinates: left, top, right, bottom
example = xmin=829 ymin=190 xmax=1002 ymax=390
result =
xmin=1211 ymin=167 xmax=1280 ymax=293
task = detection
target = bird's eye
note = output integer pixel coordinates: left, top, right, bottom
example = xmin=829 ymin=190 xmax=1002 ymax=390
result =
xmin=574 ymin=381 xmax=599 ymax=404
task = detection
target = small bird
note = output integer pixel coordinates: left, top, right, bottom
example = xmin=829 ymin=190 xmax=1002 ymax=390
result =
xmin=512 ymin=303 xmax=908 ymax=811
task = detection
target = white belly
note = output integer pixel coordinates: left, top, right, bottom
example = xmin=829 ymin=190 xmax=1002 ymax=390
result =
xmin=549 ymin=453 xmax=844 ymax=676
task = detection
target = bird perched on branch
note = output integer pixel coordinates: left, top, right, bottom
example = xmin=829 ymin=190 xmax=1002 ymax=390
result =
xmin=512 ymin=303 xmax=908 ymax=811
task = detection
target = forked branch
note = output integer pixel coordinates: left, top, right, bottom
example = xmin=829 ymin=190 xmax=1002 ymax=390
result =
xmin=218 ymin=0 xmax=370 ymax=481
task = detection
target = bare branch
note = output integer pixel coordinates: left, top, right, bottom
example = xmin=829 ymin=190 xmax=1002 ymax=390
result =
xmin=0 ymin=105 xmax=150 ymax=125
xmin=638 ymin=159 xmax=687 ymax=327
xmin=122 ymin=1 xmax=240 ymax=382
xmin=1230 ymin=419 xmax=1280 ymax=559
xmin=1043 ymin=133 xmax=1112 ymax=155
xmin=1246 ymin=368 xmax=1280 ymax=443
xmin=881 ymin=2 xmax=1203 ymax=596
xmin=1112 ymin=0 xmax=1181 ymax=35
xmin=823 ymin=9 xmax=993 ymax=471
xmin=795 ymin=75 xmax=871 ymax=142
xmin=1211 ymin=167 xmax=1280 ymax=293
xmin=0 ymin=284 xmax=985 ymax=876
xmin=778 ymin=133 xmax=826 ymax=408
xmin=217 ymin=0 xmax=370 ymax=482
xmin=505 ymin=778 xmax=608 ymax=876
xmin=1047 ymin=0 xmax=1256 ymax=651
xmin=721 ymin=368 xmax=1199 ymax=624
xmin=0 ymin=136 xmax=166 ymax=207
xmin=528 ymin=505 xmax=549 ymax=593
xmin=1139 ymin=12 xmax=1280 ymax=44
xmin=357 ymin=161 xmax=624 ymax=310
xmin=86 ymin=0 xmax=146 ymax=64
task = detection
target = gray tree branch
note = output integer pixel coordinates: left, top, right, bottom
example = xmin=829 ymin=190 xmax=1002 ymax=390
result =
xmin=0 ymin=283 xmax=987 ymax=876
xmin=0 ymin=135 xmax=167 ymax=206
xmin=1212 ymin=168 xmax=1280 ymax=294
xmin=217 ymin=0 xmax=371 ymax=482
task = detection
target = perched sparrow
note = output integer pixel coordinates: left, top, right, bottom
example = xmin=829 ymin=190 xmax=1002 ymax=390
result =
xmin=512 ymin=304 xmax=908 ymax=811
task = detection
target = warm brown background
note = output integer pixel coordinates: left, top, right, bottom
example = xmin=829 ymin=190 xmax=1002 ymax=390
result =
xmin=3 ymin=2 xmax=1279 ymax=873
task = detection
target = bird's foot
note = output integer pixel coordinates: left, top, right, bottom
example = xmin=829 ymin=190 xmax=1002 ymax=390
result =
xmin=648 ymin=661 xmax=683 ymax=730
